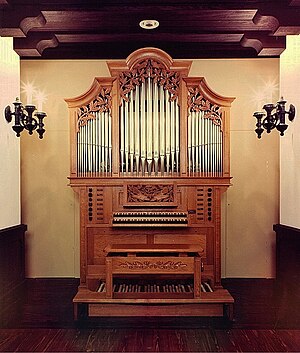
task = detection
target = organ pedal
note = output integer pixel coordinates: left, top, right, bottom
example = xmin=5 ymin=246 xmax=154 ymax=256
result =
xmin=96 ymin=280 xmax=214 ymax=294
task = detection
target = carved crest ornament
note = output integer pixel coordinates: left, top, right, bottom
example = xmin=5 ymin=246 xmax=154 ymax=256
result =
xmin=77 ymin=87 xmax=112 ymax=130
xmin=126 ymin=184 xmax=175 ymax=204
xmin=76 ymin=58 xmax=223 ymax=132
xmin=187 ymin=86 xmax=223 ymax=129
xmin=119 ymin=59 xmax=180 ymax=102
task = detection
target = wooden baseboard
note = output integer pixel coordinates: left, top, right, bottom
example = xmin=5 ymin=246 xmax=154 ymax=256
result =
xmin=0 ymin=224 xmax=27 ymax=326
xmin=222 ymin=278 xmax=276 ymax=328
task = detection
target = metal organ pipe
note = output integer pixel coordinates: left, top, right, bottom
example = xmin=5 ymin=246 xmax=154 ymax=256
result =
xmin=153 ymin=83 xmax=159 ymax=175
xmin=195 ymin=110 xmax=199 ymax=173
xmin=129 ymin=92 xmax=134 ymax=174
xmin=191 ymin=111 xmax=195 ymax=174
xmin=118 ymin=78 xmax=180 ymax=176
xmin=188 ymin=113 xmax=192 ymax=175
xmin=165 ymin=92 xmax=171 ymax=174
xmin=77 ymin=123 xmax=81 ymax=174
xmin=146 ymin=76 xmax=153 ymax=174
xmin=205 ymin=116 xmax=209 ymax=177
xmin=120 ymin=105 xmax=124 ymax=173
xmin=134 ymin=88 xmax=140 ymax=173
xmin=76 ymin=109 xmax=112 ymax=176
xmin=175 ymin=101 xmax=180 ymax=173
xmin=108 ymin=111 xmax=112 ymax=174
xmin=74 ymin=81 xmax=226 ymax=180
xmin=159 ymin=86 xmax=165 ymax=174
xmin=140 ymin=82 xmax=146 ymax=175
xmin=82 ymin=124 xmax=85 ymax=174
xmin=188 ymin=109 xmax=223 ymax=177
xmin=124 ymin=100 xmax=129 ymax=174
xmin=93 ymin=117 xmax=95 ymax=173
xmin=170 ymin=97 xmax=175 ymax=174
xmin=104 ymin=111 xmax=108 ymax=173
xmin=88 ymin=121 xmax=91 ymax=173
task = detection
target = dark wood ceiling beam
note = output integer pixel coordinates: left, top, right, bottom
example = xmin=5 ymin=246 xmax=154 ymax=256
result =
xmin=0 ymin=7 xmax=43 ymax=37
xmin=30 ymin=41 xmax=259 ymax=60
xmin=0 ymin=0 xmax=288 ymax=9
xmin=38 ymin=9 xmax=260 ymax=29
xmin=14 ymin=30 xmax=280 ymax=57
xmin=255 ymin=6 xmax=300 ymax=35
xmin=1 ymin=0 xmax=298 ymax=58
xmin=13 ymin=33 xmax=58 ymax=57
xmin=54 ymin=33 xmax=244 ymax=43
xmin=241 ymin=32 xmax=286 ymax=56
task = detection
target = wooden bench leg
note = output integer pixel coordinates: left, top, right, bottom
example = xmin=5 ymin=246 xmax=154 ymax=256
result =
xmin=106 ymin=257 xmax=113 ymax=298
xmin=194 ymin=257 xmax=201 ymax=298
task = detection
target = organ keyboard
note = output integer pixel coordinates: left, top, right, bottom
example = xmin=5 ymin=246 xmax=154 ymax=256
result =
xmin=67 ymin=47 xmax=235 ymax=321
xmin=112 ymin=211 xmax=188 ymax=227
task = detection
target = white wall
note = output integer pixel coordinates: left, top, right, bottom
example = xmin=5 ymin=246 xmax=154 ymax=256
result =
xmin=0 ymin=38 xmax=20 ymax=230
xmin=280 ymin=35 xmax=300 ymax=229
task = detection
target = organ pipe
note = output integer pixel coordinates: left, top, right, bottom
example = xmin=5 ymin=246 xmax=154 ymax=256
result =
xmin=76 ymin=110 xmax=112 ymax=176
xmin=153 ymin=83 xmax=159 ymax=175
xmin=165 ymin=92 xmax=171 ymax=174
xmin=159 ymin=86 xmax=165 ymax=174
xmin=117 ymin=78 xmax=181 ymax=176
xmin=124 ymin=100 xmax=129 ymax=174
xmin=187 ymin=110 xmax=223 ymax=177
xmin=75 ymin=78 xmax=224 ymax=178
xmin=141 ymin=81 xmax=146 ymax=175
xmin=134 ymin=88 xmax=140 ymax=173
xmin=129 ymin=92 xmax=134 ymax=173
xmin=146 ymin=76 xmax=153 ymax=174
xmin=175 ymin=101 xmax=180 ymax=173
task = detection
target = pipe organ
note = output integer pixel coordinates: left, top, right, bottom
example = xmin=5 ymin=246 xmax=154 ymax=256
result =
xmin=66 ymin=48 xmax=234 ymax=319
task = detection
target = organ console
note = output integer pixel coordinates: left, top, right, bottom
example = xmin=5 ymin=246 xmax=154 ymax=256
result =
xmin=65 ymin=47 xmax=235 ymax=320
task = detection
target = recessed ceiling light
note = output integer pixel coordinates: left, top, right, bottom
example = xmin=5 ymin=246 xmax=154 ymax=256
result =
xmin=139 ymin=20 xmax=159 ymax=30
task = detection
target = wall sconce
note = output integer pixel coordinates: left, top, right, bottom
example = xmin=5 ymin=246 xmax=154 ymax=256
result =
xmin=4 ymin=97 xmax=46 ymax=139
xmin=253 ymin=97 xmax=295 ymax=139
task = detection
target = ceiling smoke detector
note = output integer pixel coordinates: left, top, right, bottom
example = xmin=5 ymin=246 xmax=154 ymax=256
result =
xmin=139 ymin=20 xmax=159 ymax=30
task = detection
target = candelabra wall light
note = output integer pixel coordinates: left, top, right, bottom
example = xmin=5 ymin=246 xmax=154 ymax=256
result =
xmin=4 ymin=97 xmax=47 ymax=139
xmin=253 ymin=97 xmax=296 ymax=139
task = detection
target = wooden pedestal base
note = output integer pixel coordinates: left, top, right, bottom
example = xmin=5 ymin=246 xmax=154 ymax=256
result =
xmin=73 ymin=288 xmax=234 ymax=321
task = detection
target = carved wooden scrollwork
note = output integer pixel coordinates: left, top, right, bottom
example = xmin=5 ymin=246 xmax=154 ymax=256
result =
xmin=119 ymin=59 xmax=180 ymax=102
xmin=126 ymin=184 xmax=176 ymax=206
xmin=187 ymin=86 xmax=222 ymax=127
xmin=77 ymin=87 xmax=112 ymax=130
xmin=118 ymin=260 xmax=188 ymax=271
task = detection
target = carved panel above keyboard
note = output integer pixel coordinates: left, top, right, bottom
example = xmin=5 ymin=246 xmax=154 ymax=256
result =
xmin=124 ymin=183 xmax=178 ymax=207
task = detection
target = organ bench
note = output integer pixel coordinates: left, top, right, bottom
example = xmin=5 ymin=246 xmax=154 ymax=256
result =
xmin=104 ymin=243 xmax=203 ymax=299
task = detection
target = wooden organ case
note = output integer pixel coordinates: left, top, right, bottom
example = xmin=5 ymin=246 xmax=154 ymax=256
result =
xmin=66 ymin=48 xmax=235 ymax=320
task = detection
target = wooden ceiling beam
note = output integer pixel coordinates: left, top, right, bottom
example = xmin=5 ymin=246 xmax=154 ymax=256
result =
xmin=1 ymin=1 xmax=299 ymax=58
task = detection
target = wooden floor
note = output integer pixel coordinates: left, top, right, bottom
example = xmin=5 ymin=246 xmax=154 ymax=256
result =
xmin=0 ymin=278 xmax=299 ymax=352
xmin=0 ymin=328 xmax=300 ymax=352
